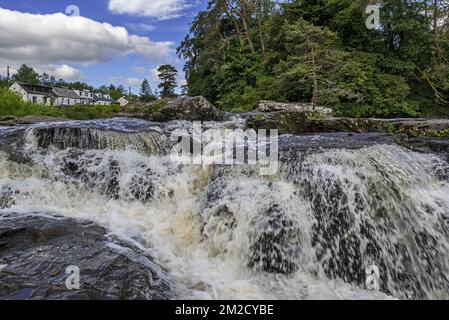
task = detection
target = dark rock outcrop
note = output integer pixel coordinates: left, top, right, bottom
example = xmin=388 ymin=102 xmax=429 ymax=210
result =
xmin=247 ymin=114 xmax=449 ymax=137
xmin=0 ymin=213 xmax=172 ymax=300
xmin=257 ymin=100 xmax=333 ymax=117
xmin=149 ymin=96 xmax=224 ymax=122
xmin=0 ymin=116 xmax=68 ymax=127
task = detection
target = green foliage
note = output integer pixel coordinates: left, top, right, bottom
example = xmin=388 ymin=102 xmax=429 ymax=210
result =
xmin=0 ymin=76 xmax=8 ymax=88
xmin=12 ymin=64 xmax=39 ymax=85
xmin=178 ymin=0 xmax=449 ymax=117
xmin=158 ymin=64 xmax=178 ymax=98
xmin=0 ymin=87 xmax=120 ymax=120
xmin=123 ymin=98 xmax=170 ymax=116
xmin=107 ymin=85 xmax=127 ymax=101
xmin=139 ymin=78 xmax=157 ymax=102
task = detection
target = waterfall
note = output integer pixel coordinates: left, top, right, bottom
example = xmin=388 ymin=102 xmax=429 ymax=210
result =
xmin=26 ymin=126 xmax=170 ymax=155
xmin=1 ymin=120 xmax=448 ymax=300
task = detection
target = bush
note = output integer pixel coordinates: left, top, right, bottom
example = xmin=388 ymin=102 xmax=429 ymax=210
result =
xmin=123 ymin=98 xmax=170 ymax=115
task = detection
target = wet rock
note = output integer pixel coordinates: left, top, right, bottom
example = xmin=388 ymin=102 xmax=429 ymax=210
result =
xmin=246 ymin=111 xmax=311 ymax=134
xmin=0 ymin=186 xmax=16 ymax=209
xmin=0 ymin=128 xmax=31 ymax=164
xmin=0 ymin=213 xmax=173 ymax=300
xmin=247 ymin=115 xmax=387 ymax=135
xmin=258 ymin=100 xmax=333 ymax=117
xmin=149 ymin=96 xmax=224 ymax=122
xmin=0 ymin=116 xmax=67 ymax=127
xmin=382 ymin=118 xmax=449 ymax=133
xmin=248 ymin=204 xmax=302 ymax=274
xmin=247 ymin=114 xmax=449 ymax=137
xmin=31 ymin=126 xmax=169 ymax=155
xmin=398 ymin=136 xmax=449 ymax=163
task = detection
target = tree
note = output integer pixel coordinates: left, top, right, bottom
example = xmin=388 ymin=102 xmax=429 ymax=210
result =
xmin=157 ymin=65 xmax=178 ymax=98
xmin=276 ymin=20 xmax=341 ymax=105
xmin=108 ymin=84 xmax=127 ymax=100
xmin=12 ymin=64 xmax=39 ymax=85
xmin=0 ymin=75 xmax=8 ymax=88
xmin=70 ymin=82 xmax=93 ymax=91
xmin=139 ymin=78 xmax=157 ymax=102
xmin=180 ymin=84 xmax=189 ymax=96
xmin=178 ymin=0 xmax=449 ymax=116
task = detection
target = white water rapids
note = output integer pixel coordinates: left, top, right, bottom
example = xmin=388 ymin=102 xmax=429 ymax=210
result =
xmin=0 ymin=119 xmax=448 ymax=300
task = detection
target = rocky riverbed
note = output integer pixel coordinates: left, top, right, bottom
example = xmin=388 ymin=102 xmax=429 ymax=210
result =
xmin=0 ymin=213 xmax=173 ymax=300
xmin=0 ymin=98 xmax=448 ymax=300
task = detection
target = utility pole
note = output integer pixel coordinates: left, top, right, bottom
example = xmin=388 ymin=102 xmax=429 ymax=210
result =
xmin=6 ymin=66 xmax=10 ymax=83
xmin=129 ymin=86 xmax=131 ymax=99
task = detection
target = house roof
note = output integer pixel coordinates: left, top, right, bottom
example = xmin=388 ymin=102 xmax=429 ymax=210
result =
xmin=15 ymin=82 xmax=53 ymax=96
xmin=94 ymin=93 xmax=115 ymax=102
xmin=52 ymin=87 xmax=81 ymax=99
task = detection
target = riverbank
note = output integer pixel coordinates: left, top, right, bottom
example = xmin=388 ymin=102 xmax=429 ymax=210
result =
xmin=2 ymin=96 xmax=449 ymax=139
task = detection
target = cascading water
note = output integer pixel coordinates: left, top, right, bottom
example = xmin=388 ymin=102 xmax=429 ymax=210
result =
xmin=0 ymin=119 xmax=448 ymax=300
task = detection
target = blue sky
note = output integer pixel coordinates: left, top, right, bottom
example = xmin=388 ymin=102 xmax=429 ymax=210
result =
xmin=0 ymin=0 xmax=207 ymax=94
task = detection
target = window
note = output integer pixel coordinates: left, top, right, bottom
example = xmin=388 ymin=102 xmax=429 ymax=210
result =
xmin=43 ymin=97 xmax=47 ymax=104
xmin=32 ymin=96 xmax=37 ymax=103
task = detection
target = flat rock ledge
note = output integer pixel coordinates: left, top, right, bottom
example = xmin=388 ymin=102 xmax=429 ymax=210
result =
xmin=0 ymin=213 xmax=173 ymax=300
xmin=0 ymin=116 xmax=68 ymax=127
xmin=247 ymin=114 xmax=449 ymax=137
xmin=257 ymin=100 xmax=333 ymax=117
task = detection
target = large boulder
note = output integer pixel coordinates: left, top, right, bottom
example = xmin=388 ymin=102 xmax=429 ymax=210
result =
xmin=0 ymin=213 xmax=173 ymax=300
xmin=246 ymin=111 xmax=311 ymax=134
xmin=149 ymin=96 xmax=224 ymax=122
xmin=257 ymin=100 xmax=333 ymax=117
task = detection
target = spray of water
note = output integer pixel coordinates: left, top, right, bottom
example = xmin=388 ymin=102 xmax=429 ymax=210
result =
xmin=0 ymin=122 xmax=448 ymax=300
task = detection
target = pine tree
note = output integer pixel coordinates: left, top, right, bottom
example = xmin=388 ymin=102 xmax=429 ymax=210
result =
xmin=276 ymin=20 xmax=341 ymax=105
xmin=157 ymin=65 xmax=178 ymax=98
xmin=140 ymin=78 xmax=156 ymax=102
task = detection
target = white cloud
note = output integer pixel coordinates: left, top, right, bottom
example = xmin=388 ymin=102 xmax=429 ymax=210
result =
xmin=0 ymin=7 xmax=175 ymax=67
xmin=125 ymin=23 xmax=156 ymax=32
xmin=37 ymin=64 xmax=84 ymax=81
xmin=124 ymin=77 xmax=143 ymax=87
xmin=131 ymin=66 xmax=146 ymax=74
xmin=150 ymin=67 xmax=160 ymax=82
xmin=53 ymin=65 xmax=84 ymax=81
xmin=108 ymin=0 xmax=191 ymax=20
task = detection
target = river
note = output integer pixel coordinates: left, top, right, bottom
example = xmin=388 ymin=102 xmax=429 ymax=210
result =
xmin=1 ymin=117 xmax=448 ymax=300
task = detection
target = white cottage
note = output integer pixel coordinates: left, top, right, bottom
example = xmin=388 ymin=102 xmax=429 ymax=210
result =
xmin=73 ymin=89 xmax=95 ymax=105
xmin=94 ymin=93 xmax=115 ymax=105
xmin=52 ymin=87 xmax=81 ymax=106
xmin=9 ymin=82 xmax=53 ymax=105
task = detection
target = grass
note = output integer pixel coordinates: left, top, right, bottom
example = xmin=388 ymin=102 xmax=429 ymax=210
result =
xmin=122 ymin=98 xmax=171 ymax=115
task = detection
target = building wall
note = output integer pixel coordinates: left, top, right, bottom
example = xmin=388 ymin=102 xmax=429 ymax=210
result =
xmin=10 ymin=83 xmax=28 ymax=101
xmin=9 ymin=83 xmax=52 ymax=105
xmin=56 ymin=97 xmax=80 ymax=106
xmin=94 ymin=100 xmax=113 ymax=106
xmin=117 ymin=98 xmax=129 ymax=107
